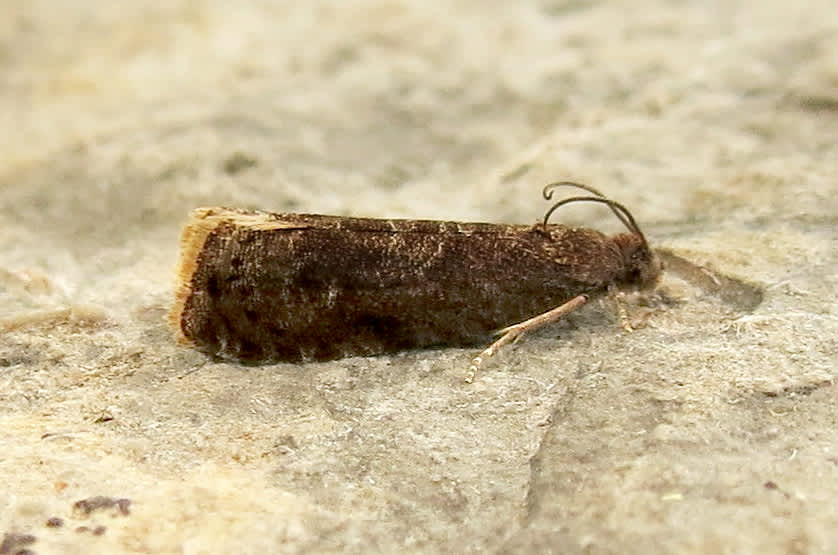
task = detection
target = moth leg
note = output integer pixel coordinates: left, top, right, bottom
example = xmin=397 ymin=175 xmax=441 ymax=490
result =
xmin=465 ymin=294 xmax=589 ymax=383
xmin=608 ymin=285 xmax=633 ymax=332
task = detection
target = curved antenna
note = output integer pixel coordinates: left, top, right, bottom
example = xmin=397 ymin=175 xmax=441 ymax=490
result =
xmin=542 ymin=182 xmax=632 ymax=232
xmin=542 ymin=195 xmax=646 ymax=245
xmin=542 ymin=181 xmax=607 ymax=199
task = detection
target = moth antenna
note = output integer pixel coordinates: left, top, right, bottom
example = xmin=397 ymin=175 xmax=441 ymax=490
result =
xmin=542 ymin=195 xmax=647 ymax=245
xmin=542 ymin=181 xmax=607 ymax=200
xmin=542 ymin=182 xmax=633 ymax=233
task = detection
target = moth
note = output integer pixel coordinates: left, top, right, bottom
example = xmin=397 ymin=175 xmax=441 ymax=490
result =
xmin=170 ymin=182 xmax=662 ymax=382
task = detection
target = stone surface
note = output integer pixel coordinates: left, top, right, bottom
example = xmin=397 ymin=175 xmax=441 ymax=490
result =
xmin=1 ymin=1 xmax=837 ymax=553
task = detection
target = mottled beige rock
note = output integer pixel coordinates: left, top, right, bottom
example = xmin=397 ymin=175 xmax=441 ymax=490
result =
xmin=2 ymin=1 xmax=837 ymax=553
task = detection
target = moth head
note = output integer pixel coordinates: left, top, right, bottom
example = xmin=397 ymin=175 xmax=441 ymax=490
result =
xmin=540 ymin=182 xmax=662 ymax=290
xmin=613 ymin=232 xmax=662 ymax=290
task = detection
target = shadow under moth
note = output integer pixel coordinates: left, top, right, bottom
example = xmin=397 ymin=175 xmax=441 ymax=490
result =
xmin=170 ymin=182 xmax=662 ymax=382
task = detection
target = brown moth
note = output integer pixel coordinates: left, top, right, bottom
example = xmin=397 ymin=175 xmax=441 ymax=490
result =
xmin=169 ymin=183 xmax=661 ymax=381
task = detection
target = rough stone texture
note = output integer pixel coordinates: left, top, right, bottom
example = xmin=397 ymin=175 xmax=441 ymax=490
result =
xmin=1 ymin=1 xmax=836 ymax=553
